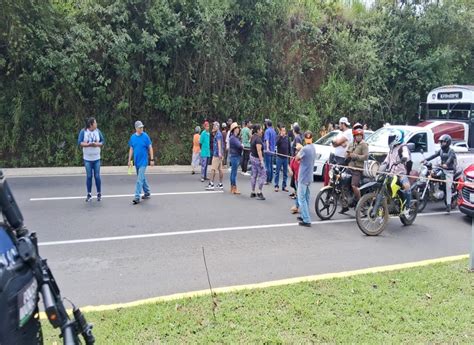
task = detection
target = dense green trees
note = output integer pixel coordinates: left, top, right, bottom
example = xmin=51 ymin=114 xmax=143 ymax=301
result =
xmin=1 ymin=0 xmax=472 ymax=167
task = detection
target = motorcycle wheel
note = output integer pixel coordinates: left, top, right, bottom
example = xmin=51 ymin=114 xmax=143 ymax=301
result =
xmin=415 ymin=187 xmax=428 ymax=213
xmin=355 ymin=192 xmax=388 ymax=236
xmin=400 ymin=200 xmax=418 ymax=226
xmin=315 ymin=187 xmax=338 ymax=220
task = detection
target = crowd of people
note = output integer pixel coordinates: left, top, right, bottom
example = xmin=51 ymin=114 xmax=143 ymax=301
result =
xmin=189 ymin=118 xmax=318 ymax=227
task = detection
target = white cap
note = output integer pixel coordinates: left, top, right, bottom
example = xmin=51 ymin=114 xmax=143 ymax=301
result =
xmin=339 ymin=117 xmax=350 ymax=126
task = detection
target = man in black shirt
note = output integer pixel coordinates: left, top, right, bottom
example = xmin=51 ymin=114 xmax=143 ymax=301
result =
xmin=274 ymin=126 xmax=290 ymax=192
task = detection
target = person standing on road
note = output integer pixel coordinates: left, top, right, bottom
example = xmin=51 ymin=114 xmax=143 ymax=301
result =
xmin=221 ymin=122 xmax=228 ymax=167
xmin=225 ymin=118 xmax=233 ymax=167
xmin=229 ymin=122 xmax=243 ymax=194
xmin=296 ymin=131 xmax=316 ymax=227
xmin=199 ymin=121 xmax=211 ymax=182
xmin=128 ymin=121 xmax=154 ymax=205
xmin=78 ymin=117 xmax=105 ymax=202
xmin=250 ymin=124 xmax=266 ymax=200
xmin=240 ymin=120 xmax=252 ymax=176
xmin=263 ymin=120 xmax=277 ymax=184
xmin=206 ymin=122 xmax=224 ymax=190
xmin=332 ymin=117 xmax=352 ymax=165
xmin=274 ymin=126 xmax=290 ymax=192
xmin=191 ymin=126 xmax=201 ymax=175
xmin=289 ymin=143 xmax=302 ymax=214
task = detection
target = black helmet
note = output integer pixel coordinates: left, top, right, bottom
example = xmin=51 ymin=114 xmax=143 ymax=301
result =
xmin=439 ymin=134 xmax=452 ymax=150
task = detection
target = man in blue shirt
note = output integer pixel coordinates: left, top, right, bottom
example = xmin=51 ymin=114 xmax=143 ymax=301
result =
xmin=264 ymin=120 xmax=277 ymax=184
xmin=206 ymin=121 xmax=224 ymax=190
xmin=128 ymin=121 xmax=154 ymax=204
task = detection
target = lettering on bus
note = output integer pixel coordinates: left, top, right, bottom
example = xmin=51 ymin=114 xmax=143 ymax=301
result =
xmin=437 ymin=92 xmax=462 ymax=100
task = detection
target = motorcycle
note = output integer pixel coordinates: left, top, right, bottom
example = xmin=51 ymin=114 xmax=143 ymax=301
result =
xmin=314 ymin=156 xmax=377 ymax=220
xmin=413 ymin=162 xmax=461 ymax=212
xmin=355 ymin=172 xmax=418 ymax=236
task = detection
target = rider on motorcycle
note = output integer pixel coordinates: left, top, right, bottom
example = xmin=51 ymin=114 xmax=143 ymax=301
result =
xmin=423 ymin=134 xmax=457 ymax=213
xmin=340 ymin=123 xmax=368 ymax=213
xmin=379 ymin=129 xmax=412 ymax=216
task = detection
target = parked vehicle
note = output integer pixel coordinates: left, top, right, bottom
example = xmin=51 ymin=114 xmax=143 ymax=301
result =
xmin=355 ymin=173 xmax=418 ymax=236
xmin=413 ymin=162 xmax=461 ymax=212
xmin=418 ymin=85 xmax=474 ymax=149
xmin=314 ymin=159 xmax=377 ymax=220
xmin=457 ymin=164 xmax=474 ymax=217
xmin=366 ymin=125 xmax=474 ymax=174
xmin=313 ymin=130 xmax=373 ymax=178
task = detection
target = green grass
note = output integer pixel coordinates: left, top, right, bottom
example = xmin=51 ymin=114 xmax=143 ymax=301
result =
xmin=43 ymin=260 xmax=474 ymax=344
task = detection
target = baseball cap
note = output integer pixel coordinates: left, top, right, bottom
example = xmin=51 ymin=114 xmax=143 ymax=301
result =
xmin=135 ymin=120 xmax=144 ymax=128
xmin=339 ymin=117 xmax=350 ymax=126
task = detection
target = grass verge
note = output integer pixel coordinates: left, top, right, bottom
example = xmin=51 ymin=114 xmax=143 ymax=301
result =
xmin=43 ymin=259 xmax=474 ymax=343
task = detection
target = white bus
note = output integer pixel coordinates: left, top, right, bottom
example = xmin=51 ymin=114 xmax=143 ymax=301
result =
xmin=419 ymin=85 xmax=474 ymax=148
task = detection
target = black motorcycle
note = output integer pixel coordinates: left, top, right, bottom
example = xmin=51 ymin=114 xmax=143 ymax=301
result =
xmin=314 ymin=158 xmax=376 ymax=220
xmin=413 ymin=162 xmax=461 ymax=212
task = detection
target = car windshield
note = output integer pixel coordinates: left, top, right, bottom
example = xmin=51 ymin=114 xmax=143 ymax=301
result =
xmin=366 ymin=127 xmax=412 ymax=147
xmin=315 ymin=131 xmax=339 ymax=145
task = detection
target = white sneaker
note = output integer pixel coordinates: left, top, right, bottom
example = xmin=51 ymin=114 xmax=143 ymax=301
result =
xmin=244 ymin=172 xmax=251 ymax=176
xmin=240 ymin=171 xmax=246 ymax=176
xmin=206 ymin=183 xmax=215 ymax=191
xmin=217 ymin=183 xmax=224 ymax=190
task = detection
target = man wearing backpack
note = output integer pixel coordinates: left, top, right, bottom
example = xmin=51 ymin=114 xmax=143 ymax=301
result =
xmin=379 ymin=129 xmax=413 ymax=217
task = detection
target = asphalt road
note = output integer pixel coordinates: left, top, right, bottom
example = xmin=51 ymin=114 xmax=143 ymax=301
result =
xmin=7 ymin=171 xmax=472 ymax=306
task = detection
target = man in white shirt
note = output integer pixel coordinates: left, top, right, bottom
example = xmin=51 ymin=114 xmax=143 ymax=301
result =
xmin=331 ymin=117 xmax=352 ymax=165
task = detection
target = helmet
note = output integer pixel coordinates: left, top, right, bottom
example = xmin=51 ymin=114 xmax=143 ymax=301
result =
xmin=352 ymin=122 xmax=364 ymax=137
xmin=388 ymin=129 xmax=404 ymax=149
xmin=439 ymin=134 xmax=452 ymax=150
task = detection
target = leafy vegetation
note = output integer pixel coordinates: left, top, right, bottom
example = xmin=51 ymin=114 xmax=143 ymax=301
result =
xmin=1 ymin=0 xmax=473 ymax=167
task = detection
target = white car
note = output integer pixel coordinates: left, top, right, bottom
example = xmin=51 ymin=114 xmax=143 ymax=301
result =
xmin=313 ymin=130 xmax=373 ymax=178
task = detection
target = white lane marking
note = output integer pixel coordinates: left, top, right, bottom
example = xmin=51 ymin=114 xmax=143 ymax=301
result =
xmin=38 ymin=211 xmax=460 ymax=247
xmin=30 ymin=190 xmax=223 ymax=201
xmin=6 ymin=171 xmax=192 ymax=178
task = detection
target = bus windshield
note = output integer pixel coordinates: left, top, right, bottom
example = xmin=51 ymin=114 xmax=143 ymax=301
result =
xmin=426 ymin=103 xmax=471 ymax=121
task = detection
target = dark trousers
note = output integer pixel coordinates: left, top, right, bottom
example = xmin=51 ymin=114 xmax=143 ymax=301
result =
xmin=241 ymin=149 xmax=250 ymax=173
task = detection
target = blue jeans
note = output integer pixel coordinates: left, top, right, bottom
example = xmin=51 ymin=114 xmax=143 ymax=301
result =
xmin=135 ymin=166 xmax=150 ymax=200
xmin=297 ymin=182 xmax=311 ymax=223
xmin=230 ymin=155 xmax=240 ymax=186
xmin=264 ymin=152 xmax=273 ymax=183
xmin=201 ymin=156 xmax=208 ymax=179
xmin=274 ymin=156 xmax=288 ymax=189
xmin=84 ymin=159 xmax=101 ymax=194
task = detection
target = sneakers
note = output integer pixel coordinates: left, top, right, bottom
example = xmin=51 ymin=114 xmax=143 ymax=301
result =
xmin=250 ymin=192 xmax=257 ymax=198
xmin=217 ymin=183 xmax=224 ymax=190
xmin=132 ymin=198 xmax=140 ymax=205
xmin=298 ymin=221 xmax=312 ymax=227
xmin=142 ymin=193 xmax=151 ymax=200
xmin=206 ymin=182 xmax=215 ymax=190
xmin=201 ymin=178 xmax=205 ymax=182
xmin=85 ymin=193 xmax=92 ymax=202
xmin=243 ymin=172 xmax=251 ymax=176
xmin=97 ymin=193 xmax=102 ymax=202
xmin=282 ymin=188 xmax=289 ymax=192
xmin=256 ymin=193 xmax=265 ymax=200
xmin=290 ymin=206 xmax=299 ymax=214
xmin=446 ymin=205 xmax=451 ymax=214
xmin=297 ymin=216 xmax=303 ymax=222
xmin=191 ymin=171 xmax=195 ymax=175
xmin=339 ymin=207 xmax=349 ymax=214
xmin=274 ymin=186 xmax=279 ymax=192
